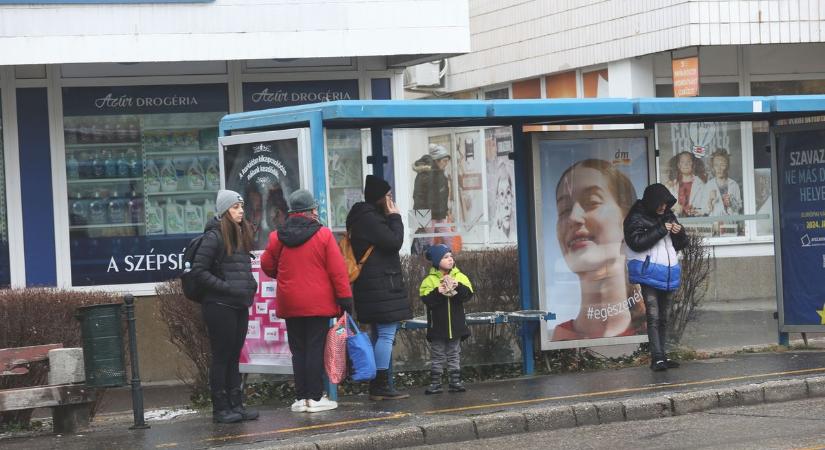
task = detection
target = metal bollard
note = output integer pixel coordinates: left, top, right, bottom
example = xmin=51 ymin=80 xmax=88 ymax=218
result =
xmin=124 ymin=294 xmax=150 ymax=430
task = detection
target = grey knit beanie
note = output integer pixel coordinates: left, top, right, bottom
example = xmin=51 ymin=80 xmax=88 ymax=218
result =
xmin=288 ymin=189 xmax=318 ymax=213
xmin=216 ymin=189 xmax=244 ymax=217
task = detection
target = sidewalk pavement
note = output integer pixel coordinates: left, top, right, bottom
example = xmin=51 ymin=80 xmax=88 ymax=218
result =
xmin=4 ymin=350 xmax=825 ymax=449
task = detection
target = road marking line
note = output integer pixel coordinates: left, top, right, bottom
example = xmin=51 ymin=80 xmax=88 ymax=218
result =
xmin=192 ymin=366 xmax=825 ymax=445
xmin=155 ymin=444 xmax=178 ymax=448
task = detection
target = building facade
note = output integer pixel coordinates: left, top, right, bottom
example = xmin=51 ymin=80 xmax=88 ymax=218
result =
xmin=406 ymin=0 xmax=825 ymax=303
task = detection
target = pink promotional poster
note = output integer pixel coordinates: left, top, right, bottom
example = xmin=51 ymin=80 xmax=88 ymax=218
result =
xmin=239 ymin=254 xmax=293 ymax=374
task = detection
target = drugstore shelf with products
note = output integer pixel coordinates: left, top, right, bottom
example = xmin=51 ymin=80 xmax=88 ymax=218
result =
xmin=64 ymin=112 xmax=223 ymax=239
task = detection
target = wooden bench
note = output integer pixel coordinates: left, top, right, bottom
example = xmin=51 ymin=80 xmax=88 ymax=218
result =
xmin=0 ymin=344 xmax=97 ymax=433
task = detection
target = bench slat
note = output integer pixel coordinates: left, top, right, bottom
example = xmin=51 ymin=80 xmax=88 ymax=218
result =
xmin=0 ymin=344 xmax=63 ymax=376
xmin=0 ymin=384 xmax=95 ymax=412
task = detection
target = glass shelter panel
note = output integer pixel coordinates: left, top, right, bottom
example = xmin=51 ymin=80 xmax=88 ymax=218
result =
xmin=62 ymin=84 xmax=228 ymax=286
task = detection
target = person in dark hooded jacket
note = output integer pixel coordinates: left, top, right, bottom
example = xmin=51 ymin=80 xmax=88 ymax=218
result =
xmin=346 ymin=175 xmax=412 ymax=400
xmin=623 ymin=183 xmax=688 ymax=372
xmin=191 ymin=189 xmax=259 ymax=424
xmin=260 ymin=189 xmax=352 ymax=413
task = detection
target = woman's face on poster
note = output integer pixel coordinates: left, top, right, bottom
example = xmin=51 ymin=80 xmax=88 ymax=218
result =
xmin=677 ymin=153 xmax=694 ymax=176
xmin=556 ymin=167 xmax=625 ymax=275
xmin=496 ymin=175 xmax=513 ymax=235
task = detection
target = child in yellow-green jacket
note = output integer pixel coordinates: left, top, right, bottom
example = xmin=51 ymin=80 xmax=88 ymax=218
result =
xmin=419 ymin=244 xmax=474 ymax=394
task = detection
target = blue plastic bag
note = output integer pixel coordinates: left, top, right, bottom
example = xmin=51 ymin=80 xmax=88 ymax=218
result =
xmin=347 ymin=315 xmax=377 ymax=382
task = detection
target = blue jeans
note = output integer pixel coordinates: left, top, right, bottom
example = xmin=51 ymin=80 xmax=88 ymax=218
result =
xmin=370 ymin=322 xmax=398 ymax=370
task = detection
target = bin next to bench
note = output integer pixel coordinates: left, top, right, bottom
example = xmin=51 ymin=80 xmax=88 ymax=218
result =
xmin=0 ymin=345 xmax=97 ymax=434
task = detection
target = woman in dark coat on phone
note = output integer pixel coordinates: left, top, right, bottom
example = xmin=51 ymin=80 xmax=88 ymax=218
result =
xmin=346 ymin=175 xmax=413 ymax=400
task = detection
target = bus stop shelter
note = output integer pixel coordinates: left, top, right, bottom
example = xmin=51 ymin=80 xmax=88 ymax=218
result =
xmin=219 ymin=95 xmax=825 ymax=376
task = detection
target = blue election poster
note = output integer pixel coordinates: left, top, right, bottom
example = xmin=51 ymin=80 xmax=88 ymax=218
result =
xmin=778 ymin=128 xmax=825 ymax=327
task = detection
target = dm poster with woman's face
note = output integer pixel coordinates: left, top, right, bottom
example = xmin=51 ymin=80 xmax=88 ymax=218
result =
xmin=536 ymin=134 xmax=650 ymax=350
xmin=223 ymin=139 xmax=301 ymax=252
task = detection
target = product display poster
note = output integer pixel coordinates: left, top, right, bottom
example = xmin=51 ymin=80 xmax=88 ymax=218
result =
xmin=486 ymin=127 xmax=517 ymax=244
xmin=222 ymin=139 xmax=301 ymax=251
xmin=777 ymin=128 xmax=825 ymax=328
xmin=537 ymin=135 xmax=649 ymax=350
xmin=239 ymin=258 xmax=292 ymax=373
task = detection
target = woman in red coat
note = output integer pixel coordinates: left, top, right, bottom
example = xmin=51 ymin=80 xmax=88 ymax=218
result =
xmin=260 ymin=189 xmax=352 ymax=413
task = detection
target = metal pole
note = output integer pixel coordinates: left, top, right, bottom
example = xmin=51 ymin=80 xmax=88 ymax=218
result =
xmin=124 ymin=294 xmax=150 ymax=430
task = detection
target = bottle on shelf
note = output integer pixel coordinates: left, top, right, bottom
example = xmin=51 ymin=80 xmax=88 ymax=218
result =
xmin=103 ymin=150 xmax=117 ymax=178
xmin=145 ymin=159 xmax=161 ymax=194
xmin=160 ymin=158 xmax=178 ymax=192
xmin=127 ymin=190 xmax=144 ymax=225
xmin=205 ymin=158 xmax=220 ymax=191
xmin=126 ymin=148 xmax=142 ymax=178
xmin=203 ymin=198 xmax=216 ymax=224
xmin=70 ymin=192 xmax=88 ymax=226
xmin=186 ymin=158 xmax=205 ymax=191
xmin=92 ymin=150 xmax=105 ymax=178
xmin=108 ymin=191 xmax=126 ymax=224
xmin=184 ymin=200 xmax=204 ymax=233
xmin=116 ymin=151 xmax=130 ymax=178
xmin=164 ymin=198 xmax=185 ymax=234
xmin=78 ymin=151 xmax=92 ymax=179
xmin=128 ymin=120 xmax=139 ymax=141
xmin=145 ymin=200 xmax=165 ymax=235
xmin=66 ymin=154 xmax=80 ymax=180
xmin=88 ymin=190 xmax=107 ymax=225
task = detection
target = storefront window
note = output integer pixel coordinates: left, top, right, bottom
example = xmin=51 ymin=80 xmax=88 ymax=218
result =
xmin=326 ymin=129 xmax=364 ymax=230
xmin=0 ymin=96 xmax=9 ymax=287
xmin=62 ymin=84 xmax=228 ymax=286
xmin=656 ymin=122 xmax=746 ymax=238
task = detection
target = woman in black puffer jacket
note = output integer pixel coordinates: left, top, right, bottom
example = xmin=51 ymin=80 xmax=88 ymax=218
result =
xmin=346 ymin=175 xmax=412 ymax=401
xmin=192 ymin=190 xmax=258 ymax=424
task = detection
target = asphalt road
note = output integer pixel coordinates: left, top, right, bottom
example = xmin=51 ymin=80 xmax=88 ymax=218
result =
xmin=413 ymin=397 xmax=825 ymax=450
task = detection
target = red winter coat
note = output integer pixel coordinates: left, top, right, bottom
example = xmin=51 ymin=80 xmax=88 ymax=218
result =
xmin=260 ymin=214 xmax=352 ymax=319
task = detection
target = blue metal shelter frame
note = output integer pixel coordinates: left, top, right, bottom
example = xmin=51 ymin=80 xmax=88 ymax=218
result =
xmin=219 ymin=95 xmax=825 ymax=376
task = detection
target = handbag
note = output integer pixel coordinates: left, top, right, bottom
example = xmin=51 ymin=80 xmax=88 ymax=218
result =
xmin=324 ymin=314 xmax=348 ymax=384
xmin=346 ymin=314 xmax=377 ymax=382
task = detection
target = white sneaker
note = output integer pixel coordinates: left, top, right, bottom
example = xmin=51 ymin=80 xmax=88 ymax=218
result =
xmin=290 ymin=399 xmax=307 ymax=412
xmin=306 ymin=395 xmax=338 ymax=413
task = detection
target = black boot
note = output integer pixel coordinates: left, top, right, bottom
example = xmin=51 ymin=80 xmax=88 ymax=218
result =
xmin=448 ymin=370 xmax=466 ymax=393
xmin=369 ymin=369 xmax=410 ymax=400
xmin=424 ymin=371 xmax=443 ymax=395
xmin=229 ymin=387 xmax=259 ymax=421
xmin=212 ymin=391 xmax=243 ymax=424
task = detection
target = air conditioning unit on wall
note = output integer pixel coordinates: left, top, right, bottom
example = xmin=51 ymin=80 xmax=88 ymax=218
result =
xmin=404 ymin=61 xmax=443 ymax=89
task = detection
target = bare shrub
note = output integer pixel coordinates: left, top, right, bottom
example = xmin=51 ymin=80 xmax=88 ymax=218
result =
xmin=154 ymin=280 xmax=210 ymax=403
xmin=0 ymin=288 xmax=120 ymax=427
xmin=667 ymin=231 xmax=712 ymax=346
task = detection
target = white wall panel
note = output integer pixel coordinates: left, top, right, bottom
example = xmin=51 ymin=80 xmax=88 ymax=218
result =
xmin=444 ymin=0 xmax=825 ymax=92
xmin=0 ymin=0 xmax=470 ymax=65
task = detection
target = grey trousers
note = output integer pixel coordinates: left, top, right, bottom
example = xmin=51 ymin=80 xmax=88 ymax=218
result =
xmin=429 ymin=338 xmax=461 ymax=373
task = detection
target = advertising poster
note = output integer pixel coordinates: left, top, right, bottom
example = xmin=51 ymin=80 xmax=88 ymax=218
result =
xmin=222 ymin=139 xmax=301 ymax=251
xmin=536 ymin=134 xmax=649 ymax=350
xmin=485 ymin=127 xmax=517 ymax=244
xmin=776 ymin=128 xmax=825 ymax=328
xmin=455 ymin=130 xmax=485 ymax=244
xmin=239 ymin=258 xmax=292 ymax=373
xmin=409 ymin=134 xmax=457 ymax=254
xmin=656 ymin=122 xmax=744 ymax=237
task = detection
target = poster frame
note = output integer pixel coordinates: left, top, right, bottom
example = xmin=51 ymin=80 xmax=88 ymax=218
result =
xmin=771 ymin=122 xmax=825 ymax=333
xmin=531 ymin=129 xmax=655 ymax=350
xmin=219 ymin=127 xmax=312 ymax=374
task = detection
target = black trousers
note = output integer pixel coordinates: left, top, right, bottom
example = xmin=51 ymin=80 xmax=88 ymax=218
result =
xmin=641 ymin=285 xmax=671 ymax=362
xmin=285 ymin=317 xmax=329 ymax=401
xmin=203 ymin=302 xmax=249 ymax=396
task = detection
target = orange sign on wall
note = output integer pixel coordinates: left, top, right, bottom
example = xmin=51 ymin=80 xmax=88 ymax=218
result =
xmin=672 ymin=56 xmax=699 ymax=97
